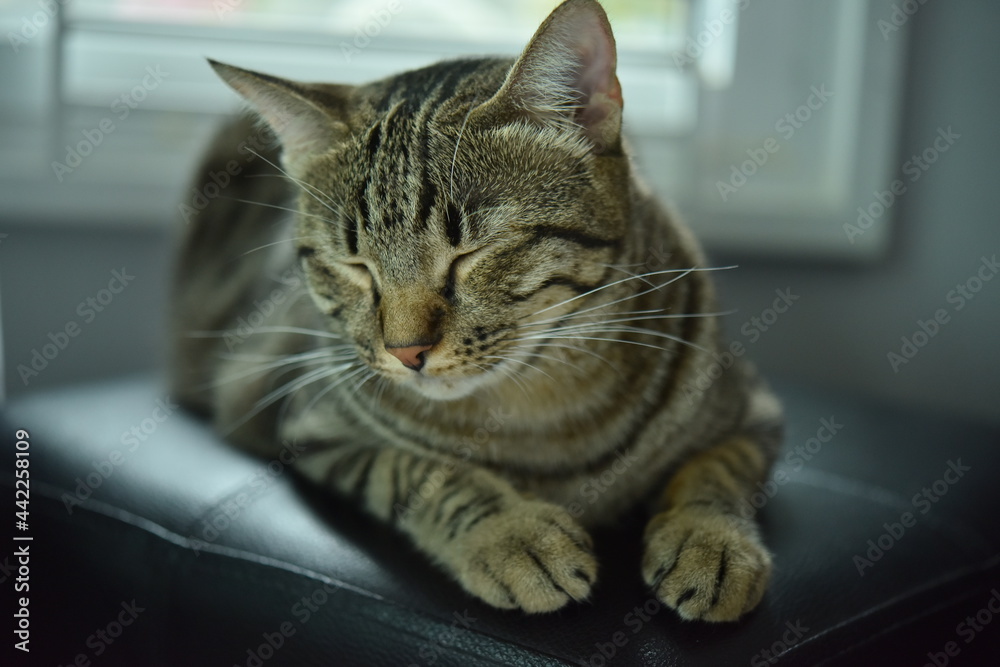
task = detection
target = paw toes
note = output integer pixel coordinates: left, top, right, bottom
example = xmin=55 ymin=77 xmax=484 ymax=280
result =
xmin=644 ymin=513 xmax=771 ymax=622
xmin=458 ymin=504 xmax=597 ymax=613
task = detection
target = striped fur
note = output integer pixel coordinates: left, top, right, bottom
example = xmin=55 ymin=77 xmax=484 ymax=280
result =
xmin=171 ymin=0 xmax=783 ymax=620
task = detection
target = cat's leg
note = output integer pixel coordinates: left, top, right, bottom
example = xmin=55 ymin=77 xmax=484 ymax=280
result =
xmin=296 ymin=444 xmax=598 ymax=613
xmin=642 ymin=435 xmax=772 ymax=622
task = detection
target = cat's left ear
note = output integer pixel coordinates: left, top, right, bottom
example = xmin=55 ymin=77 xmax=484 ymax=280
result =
xmin=481 ymin=0 xmax=623 ymax=152
xmin=208 ymin=59 xmax=352 ymax=170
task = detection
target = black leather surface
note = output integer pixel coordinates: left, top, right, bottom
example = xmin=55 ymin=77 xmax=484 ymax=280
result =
xmin=2 ymin=376 xmax=999 ymax=666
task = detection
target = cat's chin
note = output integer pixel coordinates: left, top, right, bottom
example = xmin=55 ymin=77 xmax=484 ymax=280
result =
xmin=398 ymin=372 xmax=495 ymax=402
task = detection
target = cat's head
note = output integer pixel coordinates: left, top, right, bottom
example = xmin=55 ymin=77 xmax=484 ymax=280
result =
xmin=211 ymin=0 xmax=630 ymax=400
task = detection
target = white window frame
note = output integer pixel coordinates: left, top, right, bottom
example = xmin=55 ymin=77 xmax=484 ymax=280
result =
xmin=656 ymin=0 xmax=907 ymax=261
xmin=0 ymin=0 xmax=906 ymax=262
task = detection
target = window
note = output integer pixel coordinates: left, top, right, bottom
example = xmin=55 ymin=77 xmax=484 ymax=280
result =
xmin=667 ymin=0 xmax=907 ymax=260
xmin=1 ymin=0 xmax=904 ymax=260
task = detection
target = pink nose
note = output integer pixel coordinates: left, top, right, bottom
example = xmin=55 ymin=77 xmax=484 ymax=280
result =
xmin=386 ymin=343 xmax=434 ymax=371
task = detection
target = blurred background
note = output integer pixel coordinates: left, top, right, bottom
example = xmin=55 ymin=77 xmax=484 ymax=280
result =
xmin=0 ymin=0 xmax=997 ymax=423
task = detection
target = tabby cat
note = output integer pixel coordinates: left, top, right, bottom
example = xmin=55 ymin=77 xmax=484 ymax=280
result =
xmin=172 ymin=0 xmax=783 ymax=622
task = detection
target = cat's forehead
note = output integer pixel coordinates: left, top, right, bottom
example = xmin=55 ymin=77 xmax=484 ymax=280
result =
xmin=300 ymin=59 xmax=598 ymax=272
xmin=364 ymin=59 xmax=508 ymax=116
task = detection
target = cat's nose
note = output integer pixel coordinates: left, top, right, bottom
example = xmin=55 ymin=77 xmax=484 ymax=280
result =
xmin=385 ymin=343 xmax=435 ymax=371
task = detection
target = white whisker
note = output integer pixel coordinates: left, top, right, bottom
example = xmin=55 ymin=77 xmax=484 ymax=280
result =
xmin=300 ymin=363 xmax=369 ymax=417
xmin=509 ymin=341 xmax=617 ymax=373
xmin=186 ymin=326 xmax=343 ymax=341
xmin=525 ymin=308 xmax=736 ymax=332
xmin=522 ymin=266 xmax=735 ymax=322
xmin=493 ymin=361 xmax=531 ymax=398
xmin=513 ymin=333 xmax=703 ymax=355
xmin=224 ymin=196 xmax=341 ymax=227
xmin=237 ymin=236 xmax=325 ymax=258
xmin=483 ymin=354 xmax=556 ymax=383
xmin=506 ymin=344 xmax=591 ymax=377
xmin=214 ymin=347 xmax=345 ymax=363
xmin=602 ymin=262 xmax=662 ymax=287
xmin=352 ymin=369 xmax=379 ymax=393
xmin=245 ymin=148 xmax=344 ymax=218
xmin=373 ymin=375 xmax=391 ymax=410
xmin=223 ymin=364 xmax=347 ymax=435
xmin=530 ymin=311 xmax=733 ymax=338
xmin=202 ymin=352 xmax=348 ymax=392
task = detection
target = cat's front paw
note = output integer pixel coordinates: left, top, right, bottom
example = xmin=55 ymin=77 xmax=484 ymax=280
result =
xmin=452 ymin=502 xmax=597 ymax=613
xmin=642 ymin=509 xmax=771 ymax=622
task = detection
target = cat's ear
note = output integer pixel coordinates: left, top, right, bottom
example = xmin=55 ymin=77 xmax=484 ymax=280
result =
xmin=482 ymin=0 xmax=623 ymax=152
xmin=208 ymin=59 xmax=351 ymax=169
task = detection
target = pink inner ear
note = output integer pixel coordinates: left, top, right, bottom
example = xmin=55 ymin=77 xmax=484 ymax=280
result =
xmin=567 ymin=15 xmax=622 ymax=140
xmin=470 ymin=1 xmax=624 ymax=145
xmin=574 ymin=20 xmax=621 ymax=103
xmin=574 ymin=35 xmax=623 ymax=132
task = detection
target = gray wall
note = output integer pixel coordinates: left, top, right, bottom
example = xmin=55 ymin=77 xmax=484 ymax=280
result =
xmin=2 ymin=1 xmax=998 ymax=423
xmin=1 ymin=226 xmax=172 ymax=398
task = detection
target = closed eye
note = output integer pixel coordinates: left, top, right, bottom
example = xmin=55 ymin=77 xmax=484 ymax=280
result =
xmin=338 ymin=259 xmax=375 ymax=289
xmin=451 ymin=246 xmax=489 ymax=276
xmin=444 ymin=246 xmax=488 ymax=299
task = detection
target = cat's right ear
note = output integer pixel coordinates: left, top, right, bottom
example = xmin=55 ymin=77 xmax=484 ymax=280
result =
xmin=208 ymin=59 xmax=350 ymax=170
